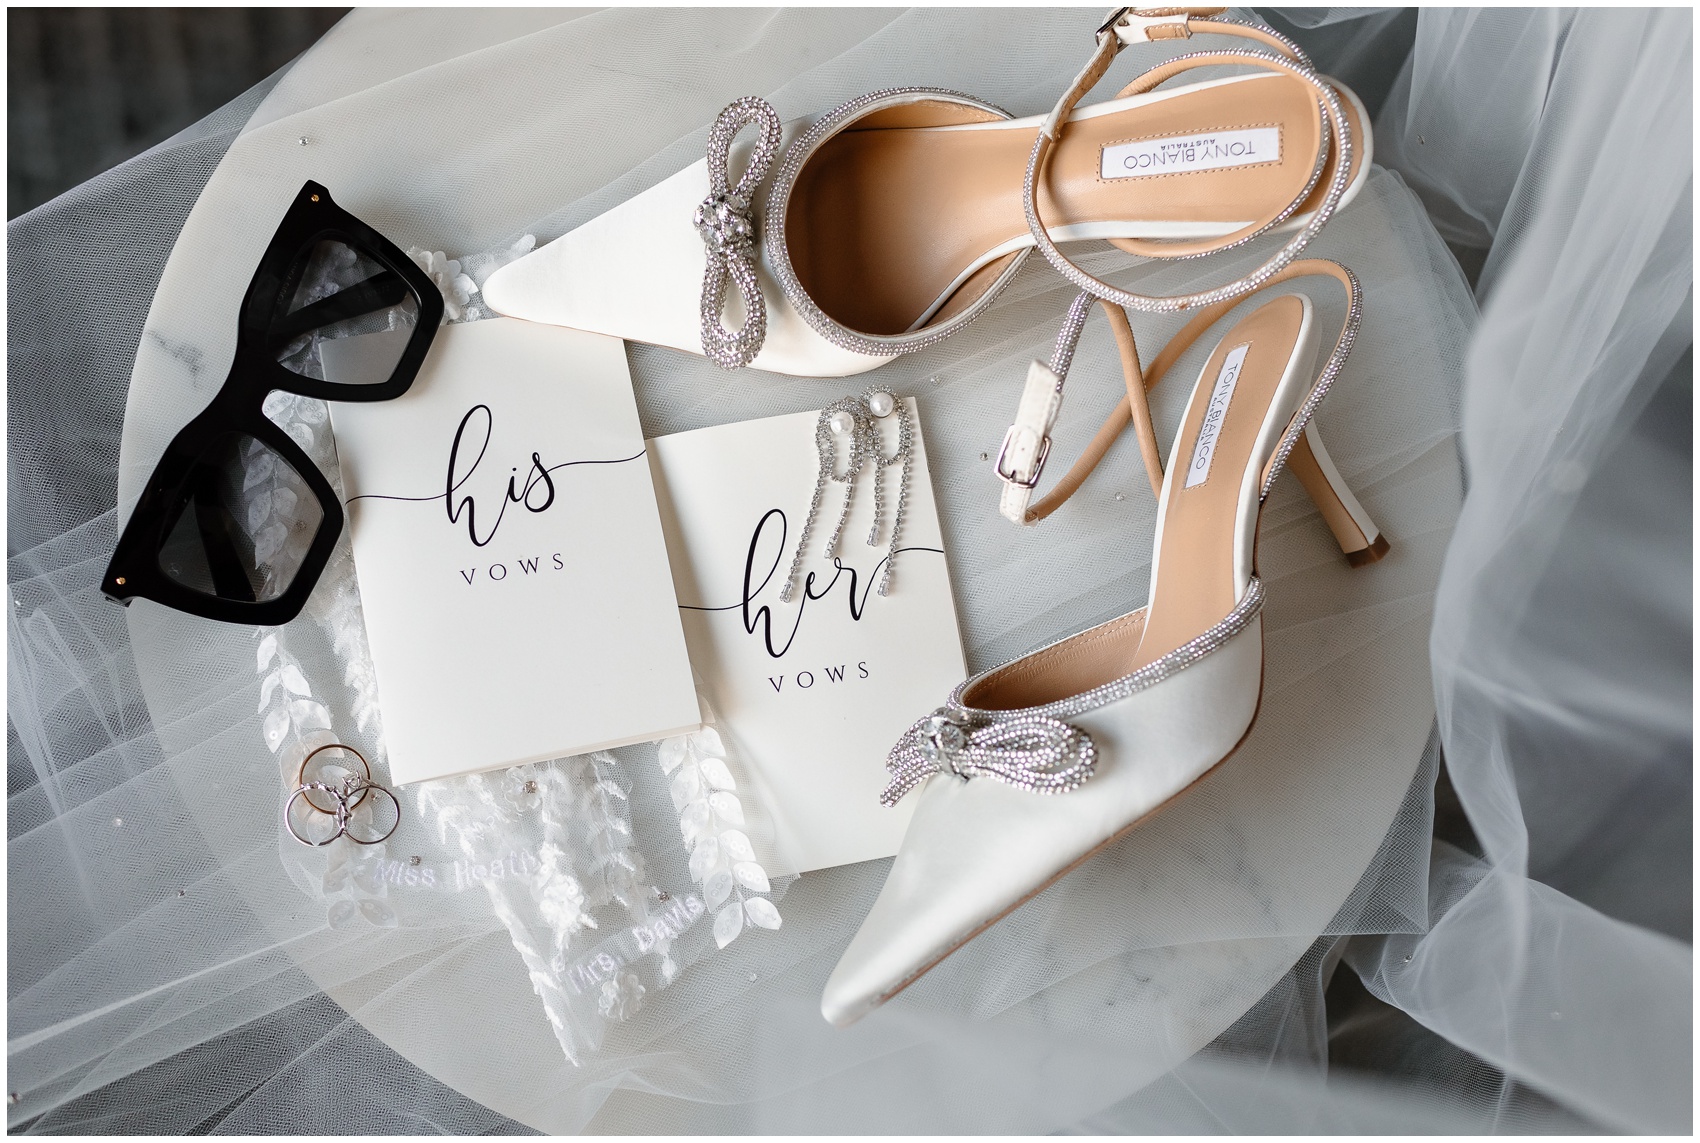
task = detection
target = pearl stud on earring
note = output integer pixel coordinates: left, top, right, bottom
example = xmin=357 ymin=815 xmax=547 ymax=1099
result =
xmin=867 ymin=390 xmax=895 ymax=418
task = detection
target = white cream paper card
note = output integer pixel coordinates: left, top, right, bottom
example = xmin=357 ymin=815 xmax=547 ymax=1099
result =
xmin=649 ymin=400 xmax=966 ymax=873
xmin=327 ymin=319 xmax=700 ymax=785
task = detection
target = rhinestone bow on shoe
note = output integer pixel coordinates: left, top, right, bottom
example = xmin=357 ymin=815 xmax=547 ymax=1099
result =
xmin=880 ymin=578 xmax=1269 ymax=806
xmin=881 ymin=707 xmax=1098 ymax=806
xmin=696 ymin=97 xmax=781 ymax=369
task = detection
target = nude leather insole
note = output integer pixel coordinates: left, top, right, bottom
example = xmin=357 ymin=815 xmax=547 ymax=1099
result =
xmin=1132 ymin=295 xmax=1304 ymax=667
xmin=785 ymin=73 xmax=1351 ymax=337
xmin=963 ymin=297 xmax=1305 ymax=711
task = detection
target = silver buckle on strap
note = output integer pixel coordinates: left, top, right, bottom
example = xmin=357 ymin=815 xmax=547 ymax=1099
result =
xmin=1096 ymin=6 xmax=1132 ymax=42
xmin=1100 ymin=8 xmax=1195 ymax=45
xmin=995 ymin=426 xmax=1051 ymax=490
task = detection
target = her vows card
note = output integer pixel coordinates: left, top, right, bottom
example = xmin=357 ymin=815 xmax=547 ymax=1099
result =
xmin=326 ymin=319 xmax=700 ymax=785
xmin=649 ymin=401 xmax=967 ymax=873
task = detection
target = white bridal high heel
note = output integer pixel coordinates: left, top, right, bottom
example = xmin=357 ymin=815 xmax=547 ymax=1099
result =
xmin=820 ymin=259 xmax=1384 ymax=1026
xmin=483 ymin=9 xmax=1372 ymax=376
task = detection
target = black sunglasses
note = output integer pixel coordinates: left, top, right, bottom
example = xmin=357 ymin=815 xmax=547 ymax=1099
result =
xmin=103 ymin=181 xmax=444 ymax=625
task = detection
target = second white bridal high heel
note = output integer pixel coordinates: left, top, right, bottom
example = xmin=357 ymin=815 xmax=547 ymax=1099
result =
xmin=821 ymin=259 xmax=1385 ymax=1026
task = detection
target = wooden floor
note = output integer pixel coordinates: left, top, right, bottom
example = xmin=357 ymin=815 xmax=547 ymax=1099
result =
xmin=8 ymin=7 xmax=348 ymax=219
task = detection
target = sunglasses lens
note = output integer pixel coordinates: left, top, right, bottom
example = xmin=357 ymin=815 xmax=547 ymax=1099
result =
xmin=272 ymin=238 xmax=422 ymax=389
xmin=156 ymin=432 xmax=326 ymax=603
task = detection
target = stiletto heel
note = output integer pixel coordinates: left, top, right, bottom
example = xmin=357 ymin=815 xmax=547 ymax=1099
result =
xmin=1285 ymin=424 xmax=1390 ymax=566
xmin=822 ymin=259 xmax=1372 ymax=1027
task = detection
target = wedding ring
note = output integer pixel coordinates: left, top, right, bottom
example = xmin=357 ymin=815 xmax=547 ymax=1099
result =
xmin=340 ymin=780 xmax=401 ymax=846
xmin=285 ymin=782 xmax=349 ymax=846
xmin=297 ymin=743 xmax=371 ymax=814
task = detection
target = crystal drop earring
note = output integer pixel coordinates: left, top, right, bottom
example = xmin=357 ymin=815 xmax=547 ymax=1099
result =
xmin=780 ymin=387 xmax=912 ymax=602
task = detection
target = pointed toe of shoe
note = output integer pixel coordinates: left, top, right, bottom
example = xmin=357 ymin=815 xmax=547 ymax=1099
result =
xmin=819 ymin=850 xmax=974 ymax=1027
xmin=478 ymin=156 xmax=890 ymax=379
xmin=480 ymin=249 xmax=559 ymax=323
xmin=820 ymin=951 xmax=884 ymax=1028
xmin=480 ymin=158 xmax=710 ymax=350
xmin=818 ymin=776 xmax=1103 ymax=1026
xmin=821 ymin=818 xmax=1021 ymax=1026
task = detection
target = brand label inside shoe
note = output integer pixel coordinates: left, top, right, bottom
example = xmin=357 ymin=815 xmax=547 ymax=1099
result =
xmin=1101 ymin=126 xmax=1281 ymax=180
xmin=1185 ymin=344 xmax=1249 ymax=489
